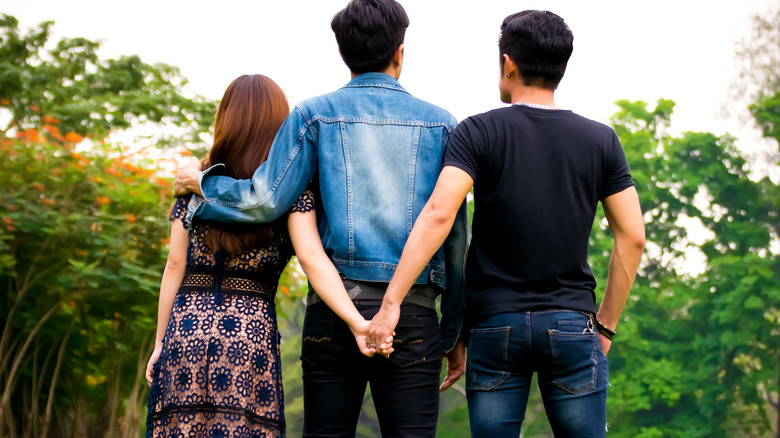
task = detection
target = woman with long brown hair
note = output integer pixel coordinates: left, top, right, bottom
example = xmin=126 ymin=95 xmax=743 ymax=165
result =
xmin=144 ymin=75 xmax=374 ymax=437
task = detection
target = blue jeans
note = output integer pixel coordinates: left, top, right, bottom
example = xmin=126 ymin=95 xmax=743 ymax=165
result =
xmin=466 ymin=310 xmax=608 ymax=437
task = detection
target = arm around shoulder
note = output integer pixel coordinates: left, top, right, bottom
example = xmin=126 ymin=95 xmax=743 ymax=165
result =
xmin=191 ymin=108 xmax=318 ymax=224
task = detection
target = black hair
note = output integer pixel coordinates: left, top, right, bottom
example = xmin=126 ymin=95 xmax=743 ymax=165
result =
xmin=499 ymin=10 xmax=573 ymax=90
xmin=331 ymin=0 xmax=409 ymax=74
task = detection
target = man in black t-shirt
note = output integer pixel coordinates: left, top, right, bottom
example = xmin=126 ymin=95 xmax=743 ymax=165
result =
xmin=367 ymin=10 xmax=645 ymax=437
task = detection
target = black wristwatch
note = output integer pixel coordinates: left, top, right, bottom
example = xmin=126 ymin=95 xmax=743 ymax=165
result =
xmin=595 ymin=319 xmax=616 ymax=340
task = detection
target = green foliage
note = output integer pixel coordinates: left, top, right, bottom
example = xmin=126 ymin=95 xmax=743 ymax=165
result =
xmin=751 ymin=92 xmax=780 ymax=146
xmin=592 ymin=100 xmax=780 ymax=438
xmin=0 ymin=14 xmax=215 ymax=148
xmin=0 ymin=14 xmax=217 ymax=438
xmin=0 ymin=133 xmax=171 ymax=436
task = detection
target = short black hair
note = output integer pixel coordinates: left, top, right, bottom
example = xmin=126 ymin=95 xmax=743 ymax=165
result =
xmin=331 ymin=0 xmax=409 ymax=74
xmin=499 ymin=10 xmax=573 ymax=90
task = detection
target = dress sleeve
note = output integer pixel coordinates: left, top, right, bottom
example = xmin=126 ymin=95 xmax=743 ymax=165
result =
xmin=169 ymin=195 xmax=192 ymax=229
xmin=290 ymin=189 xmax=315 ymax=214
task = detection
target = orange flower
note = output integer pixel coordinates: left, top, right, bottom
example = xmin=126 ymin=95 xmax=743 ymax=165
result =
xmin=42 ymin=198 xmax=55 ymax=205
xmin=125 ymin=213 xmax=137 ymax=223
xmin=43 ymin=125 xmax=63 ymax=141
xmin=30 ymin=104 xmax=40 ymax=111
xmin=160 ymin=237 xmax=171 ymax=245
xmin=42 ymin=115 xmax=60 ymax=125
xmin=130 ymin=190 xmax=138 ymax=196
xmin=64 ymin=132 xmax=82 ymax=143
xmin=280 ymin=286 xmax=290 ymax=295
xmin=96 ymin=197 xmax=111 ymax=205
xmin=156 ymin=178 xmax=171 ymax=188
xmin=71 ymin=162 xmax=84 ymax=171
xmin=5 ymin=225 xmax=14 ymax=231
xmin=7 ymin=205 xmax=16 ymax=211
xmin=0 ymin=99 xmax=9 ymax=105
xmin=2 ymin=217 xmax=11 ymax=225
xmin=16 ymin=129 xmax=40 ymax=143
xmin=179 ymin=149 xmax=192 ymax=156
xmin=33 ymin=182 xmax=45 ymax=191
xmin=114 ymin=312 xmax=121 ymax=319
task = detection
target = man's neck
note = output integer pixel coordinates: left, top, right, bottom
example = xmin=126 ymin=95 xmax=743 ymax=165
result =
xmin=508 ymin=85 xmax=556 ymax=107
xmin=350 ymin=65 xmax=400 ymax=80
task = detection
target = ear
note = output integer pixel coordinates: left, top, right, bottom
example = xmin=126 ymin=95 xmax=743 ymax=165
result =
xmin=393 ymin=43 xmax=404 ymax=67
xmin=502 ymin=54 xmax=518 ymax=79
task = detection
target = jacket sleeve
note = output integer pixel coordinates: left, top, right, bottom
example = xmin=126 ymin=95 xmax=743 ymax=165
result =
xmin=439 ymin=194 xmax=470 ymax=353
xmin=188 ymin=107 xmax=317 ymax=224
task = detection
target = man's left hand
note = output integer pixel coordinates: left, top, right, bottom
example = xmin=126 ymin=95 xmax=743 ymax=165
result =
xmin=173 ymin=157 xmax=203 ymax=197
xmin=598 ymin=332 xmax=612 ymax=356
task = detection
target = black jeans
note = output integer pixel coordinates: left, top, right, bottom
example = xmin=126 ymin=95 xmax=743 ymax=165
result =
xmin=301 ymin=301 xmax=441 ymax=438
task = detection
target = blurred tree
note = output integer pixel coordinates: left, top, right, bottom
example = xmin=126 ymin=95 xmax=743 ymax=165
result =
xmin=732 ymin=8 xmax=780 ymax=105
xmin=0 ymin=14 xmax=221 ymax=437
xmin=592 ymin=100 xmax=780 ymax=438
xmin=0 ymin=14 xmax=214 ymax=148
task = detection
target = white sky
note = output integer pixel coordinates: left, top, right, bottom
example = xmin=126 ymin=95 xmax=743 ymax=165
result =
xmin=3 ymin=0 xmax=775 ymax=148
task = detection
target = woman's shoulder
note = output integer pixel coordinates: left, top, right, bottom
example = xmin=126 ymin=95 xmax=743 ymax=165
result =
xmin=169 ymin=194 xmax=194 ymax=226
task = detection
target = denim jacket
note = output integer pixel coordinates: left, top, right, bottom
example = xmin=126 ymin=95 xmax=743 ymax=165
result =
xmin=187 ymin=73 xmax=468 ymax=351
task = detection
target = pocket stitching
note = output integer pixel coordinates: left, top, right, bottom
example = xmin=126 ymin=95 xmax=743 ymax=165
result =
xmin=549 ymin=332 xmax=598 ymax=395
xmin=467 ymin=326 xmax=511 ymax=391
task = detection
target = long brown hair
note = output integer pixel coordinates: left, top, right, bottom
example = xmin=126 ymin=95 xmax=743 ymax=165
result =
xmin=204 ymin=75 xmax=290 ymax=255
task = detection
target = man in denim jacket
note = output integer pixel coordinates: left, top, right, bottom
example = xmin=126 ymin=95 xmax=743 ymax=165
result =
xmin=173 ymin=0 xmax=467 ymax=436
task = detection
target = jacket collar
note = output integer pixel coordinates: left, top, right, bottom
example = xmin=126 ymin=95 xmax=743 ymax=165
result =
xmin=343 ymin=72 xmax=408 ymax=93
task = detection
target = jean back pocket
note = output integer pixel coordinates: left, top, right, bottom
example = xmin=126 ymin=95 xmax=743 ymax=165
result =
xmin=466 ymin=326 xmax=511 ymax=391
xmin=301 ymin=310 xmax=333 ymax=366
xmin=548 ymin=325 xmax=598 ymax=395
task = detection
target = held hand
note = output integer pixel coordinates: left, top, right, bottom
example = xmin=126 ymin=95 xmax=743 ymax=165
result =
xmin=439 ymin=337 xmax=466 ymax=392
xmin=367 ymin=303 xmax=400 ymax=353
xmin=349 ymin=319 xmax=380 ymax=358
xmin=598 ymin=332 xmax=612 ymax=357
xmin=146 ymin=346 xmax=162 ymax=387
xmin=173 ymin=157 xmax=203 ymax=197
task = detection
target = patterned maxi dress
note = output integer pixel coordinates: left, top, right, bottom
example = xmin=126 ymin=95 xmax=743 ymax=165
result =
xmin=147 ymin=191 xmax=314 ymax=438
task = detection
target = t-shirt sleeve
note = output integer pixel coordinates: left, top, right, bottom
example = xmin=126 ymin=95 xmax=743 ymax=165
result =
xmin=443 ymin=117 xmax=482 ymax=182
xmin=600 ymin=131 xmax=635 ymax=200
xmin=169 ymin=194 xmax=192 ymax=228
xmin=290 ymin=189 xmax=315 ymax=214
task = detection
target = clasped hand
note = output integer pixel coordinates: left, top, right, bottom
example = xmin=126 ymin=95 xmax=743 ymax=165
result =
xmin=350 ymin=318 xmax=394 ymax=358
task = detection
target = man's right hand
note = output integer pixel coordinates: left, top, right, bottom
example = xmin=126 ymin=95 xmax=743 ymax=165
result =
xmin=367 ymin=302 xmax=400 ymax=353
xmin=173 ymin=157 xmax=203 ymax=197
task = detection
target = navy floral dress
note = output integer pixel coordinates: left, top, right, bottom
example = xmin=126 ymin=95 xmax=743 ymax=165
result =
xmin=147 ymin=191 xmax=314 ymax=438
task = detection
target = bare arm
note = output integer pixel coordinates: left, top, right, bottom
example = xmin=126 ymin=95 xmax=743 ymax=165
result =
xmin=597 ymin=186 xmax=645 ymax=355
xmin=145 ymin=218 xmax=188 ymax=385
xmin=368 ymin=166 xmax=474 ymax=348
xmin=288 ymin=207 xmax=382 ymax=357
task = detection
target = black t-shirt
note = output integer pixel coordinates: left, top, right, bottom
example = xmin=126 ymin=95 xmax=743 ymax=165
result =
xmin=443 ymin=105 xmax=634 ymax=324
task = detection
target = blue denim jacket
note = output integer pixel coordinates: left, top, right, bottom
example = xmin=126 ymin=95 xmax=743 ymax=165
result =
xmin=187 ymin=73 xmax=468 ymax=351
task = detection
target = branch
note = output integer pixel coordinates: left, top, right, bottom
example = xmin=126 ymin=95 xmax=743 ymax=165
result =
xmin=0 ymin=301 xmax=61 ymax=420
